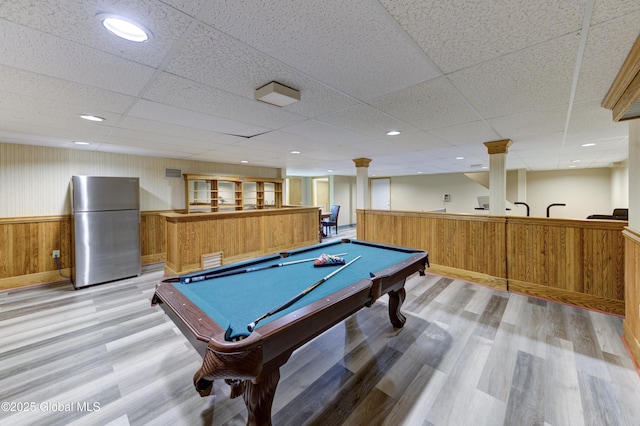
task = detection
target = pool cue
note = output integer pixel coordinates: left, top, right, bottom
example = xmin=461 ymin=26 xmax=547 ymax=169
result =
xmin=247 ymin=255 xmax=361 ymax=332
xmin=182 ymin=253 xmax=348 ymax=284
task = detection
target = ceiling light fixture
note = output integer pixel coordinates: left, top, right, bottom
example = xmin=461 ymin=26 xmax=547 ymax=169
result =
xmin=290 ymin=150 xmax=301 ymax=154
xmin=386 ymin=130 xmax=400 ymax=136
xmin=456 ymin=156 xmax=465 ymax=160
xmin=73 ymin=141 xmax=90 ymax=145
xmin=79 ymin=114 xmax=105 ymax=122
xmin=255 ymin=82 xmax=300 ymax=107
xmin=98 ymin=13 xmax=152 ymax=43
xmin=571 ymin=159 xmax=582 ymax=163
xmin=240 ymin=160 xmax=249 ymax=163
xmin=582 ymin=143 xmax=596 ymax=147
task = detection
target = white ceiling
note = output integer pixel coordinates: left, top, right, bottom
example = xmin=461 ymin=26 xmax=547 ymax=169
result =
xmin=0 ymin=0 xmax=638 ymax=177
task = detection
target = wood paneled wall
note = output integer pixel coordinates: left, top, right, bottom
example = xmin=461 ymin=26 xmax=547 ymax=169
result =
xmin=623 ymin=229 xmax=640 ymax=367
xmin=0 ymin=216 xmax=71 ymax=290
xmin=163 ymin=207 xmax=319 ymax=275
xmin=507 ymin=217 xmax=625 ymax=315
xmin=358 ymin=209 xmax=507 ymax=289
xmin=0 ymin=211 xmax=168 ymax=291
xmin=357 ymin=209 xmax=626 ymax=315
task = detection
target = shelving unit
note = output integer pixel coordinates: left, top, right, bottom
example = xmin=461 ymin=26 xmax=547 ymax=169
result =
xmin=184 ymin=174 xmax=283 ymax=213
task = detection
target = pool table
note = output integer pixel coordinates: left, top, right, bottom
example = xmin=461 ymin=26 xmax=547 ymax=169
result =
xmin=152 ymin=239 xmax=428 ymax=425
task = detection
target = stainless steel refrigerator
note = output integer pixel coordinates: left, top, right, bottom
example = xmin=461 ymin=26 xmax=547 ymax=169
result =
xmin=71 ymin=176 xmax=141 ymax=289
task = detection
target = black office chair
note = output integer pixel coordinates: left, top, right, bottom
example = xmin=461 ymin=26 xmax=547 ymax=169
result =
xmin=322 ymin=205 xmax=340 ymax=236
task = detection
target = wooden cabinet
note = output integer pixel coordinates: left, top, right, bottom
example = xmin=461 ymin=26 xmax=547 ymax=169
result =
xmin=184 ymin=174 xmax=283 ymax=213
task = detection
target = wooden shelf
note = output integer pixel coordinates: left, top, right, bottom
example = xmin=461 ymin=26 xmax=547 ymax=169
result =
xmin=184 ymin=174 xmax=283 ymax=213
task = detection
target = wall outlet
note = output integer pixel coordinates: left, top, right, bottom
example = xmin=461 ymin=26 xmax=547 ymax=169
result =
xmin=443 ymin=194 xmax=451 ymax=202
xmin=52 ymin=250 xmax=60 ymax=258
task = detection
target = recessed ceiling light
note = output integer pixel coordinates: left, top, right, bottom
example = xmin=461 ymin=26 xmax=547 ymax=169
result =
xmin=327 ymin=170 xmax=333 ymax=173
xmin=386 ymin=130 xmax=400 ymax=136
xmin=417 ymin=171 xmax=423 ymax=174
xmin=571 ymin=159 xmax=581 ymax=163
xmin=240 ymin=160 xmax=249 ymax=164
xmin=290 ymin=150 xmax=300 ymax=154
xmin=581 ymin=143 xmax=596 ymax=147
xmin=98 ymin=13 xmax=152 ymax=43
xmin=456 ymin=156 xmax=465 ymax=160
xmin=73 ymin=141 xmax=90 ymax=145
xmin=79 ymin=114 xmax=105 ymax=122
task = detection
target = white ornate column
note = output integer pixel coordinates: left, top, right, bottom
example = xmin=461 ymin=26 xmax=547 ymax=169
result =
xmin=353 ymin=158 xmax=372 ymax=209
xmin=483 ymin=139 xmax=512 ymax=216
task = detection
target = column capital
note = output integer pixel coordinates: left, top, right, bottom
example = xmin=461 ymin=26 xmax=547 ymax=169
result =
xmin=352 ymin=158 xmax=372 ymax=168
xmin=484 ymin=139 xmax=513 ymax=155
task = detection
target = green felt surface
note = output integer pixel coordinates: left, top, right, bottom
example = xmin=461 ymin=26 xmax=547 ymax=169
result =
xmin=174 ymin=241 xmax=421 ymax=339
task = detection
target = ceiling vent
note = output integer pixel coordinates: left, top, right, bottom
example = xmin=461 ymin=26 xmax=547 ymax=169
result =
xmin=164 ymin=167 xmax=182 ymax=179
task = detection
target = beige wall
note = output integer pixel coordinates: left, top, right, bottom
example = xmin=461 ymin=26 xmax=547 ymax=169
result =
xmin=0 ymin=142 xmax=281 ymax=217
xmin=384 ymin=167 xmax=624 ymax=219
xmin=526 ymin=168 xmax=616 ymax=219
xmin=332 ymin=175 xmax=356 ymax=227
xmin=390 ymin=173 xmax=489 ymax=214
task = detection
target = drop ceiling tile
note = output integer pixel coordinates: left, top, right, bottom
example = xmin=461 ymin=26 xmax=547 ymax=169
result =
xmin=591 ymin=0 xmax=640 ymax=24
xmin=449 ymin=33 xmax=579 ymax=118
xmin=0 ymin=66 xmax=134 ymax=114
xmin=0 ymin=19 xmax=155 ymax=96
xmin=564 ymin=126 xmax=629 ymax=146
xmin=317 ymin=104 xmax=421 ymax=139
xmin=0 ymin=91 xmax=115 ymax=138
xmin=96 ymin=142 xmax=191 ymax=159
xmin=276 ymin=120 xmax=371 ymax=146
xmin=144 ymin=72 xmax=306 ymax=129
xmin=118 ymin=116 xmax=243 ymax=145
xmin=164 ymin=24 xmax=359 ymax=116
xmin=489 ymin=105 xmax=568 ymax=139
xmin=107 ymin=125 xmax=239 ymax=151
xmin=161 ymin=0 xmax=207 ymax=17
xmin=0 ymin=0 xmax=193 ymax=67
xmin=105 ymin=130 xmax=212 ymax=154
xmin=428 ymin=121 xmax=501 ymax=148
xmin=568 ymin=100 xmax=625 ymax=132
xmin=369 ymin=77 xmax=480 ymax=130
xmin=165 ymin=24 xmax=294 ymax=98
xmin=575 ymin=11 xmax=640 ymax=102
xmin=199 ymin=0 xmax=441 ymax=100
xmin=381 ymin=0 xmax=585 ymax=73
xmin=128 ymin=99 xmax=270 ymax=137
xmin=372 ymin=131 xmax=448 ymax=151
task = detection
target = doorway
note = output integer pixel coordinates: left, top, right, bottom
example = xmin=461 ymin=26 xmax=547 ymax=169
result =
xmin=313 ymin=177 xmax=330 ymax=211
xmin=371 ymin=177 xmax=390 ymax=210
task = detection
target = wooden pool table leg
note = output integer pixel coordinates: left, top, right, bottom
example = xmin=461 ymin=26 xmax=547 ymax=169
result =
xmin=226 ymin=369 xmax=280 ymax=426
xmin=388 ymin=287 xmax=407 ymax=328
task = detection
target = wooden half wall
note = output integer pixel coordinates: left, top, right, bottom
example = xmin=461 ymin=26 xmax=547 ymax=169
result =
xmin=162 ymin=206 xmax=319 ymax=276
xmin=623 ymin=229 xmax=640 ymax=369
xmin=357 ymin=209 xmax=626 ymax=316
xmin=0 ymin=211 xmax=167 ymax=291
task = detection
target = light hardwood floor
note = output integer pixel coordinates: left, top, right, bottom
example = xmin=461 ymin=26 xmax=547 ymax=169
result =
xmin=1 ymin=229 xmax=639 ymax=425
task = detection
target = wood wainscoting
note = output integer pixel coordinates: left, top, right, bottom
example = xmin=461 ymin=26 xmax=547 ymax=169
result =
xmin=357 ymin=209 xmax=626 ymax=316
xmin=623 ymin=228 xmax=640 ymax=367
xmin=507 ymin=217 xmax=625 ymax=316
xmin=0 ymin=211 xmax=168 ymax=291
xmin=357 ymin=209 xmax=508 ymax=290
xmin=162 ymin=206 xmax=319 ymax=276
xmin=0 ymin=216 xmax=71 ymax=290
